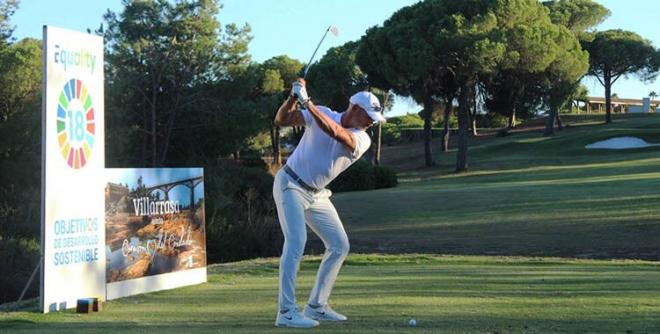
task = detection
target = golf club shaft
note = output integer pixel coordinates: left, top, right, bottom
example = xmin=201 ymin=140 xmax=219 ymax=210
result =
xmin=303 ymin=26 xmax=333 ymax=78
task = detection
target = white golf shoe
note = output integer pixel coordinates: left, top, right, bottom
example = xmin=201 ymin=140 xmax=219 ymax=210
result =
xmin=303 ymin=304 xmax=348 ymax=321
xmin=275 ymin=308 xmax=320 ymax=328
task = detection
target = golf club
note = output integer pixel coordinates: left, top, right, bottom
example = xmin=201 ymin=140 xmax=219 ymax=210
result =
xmin=303 ymin=25 xmax=339 ymax=78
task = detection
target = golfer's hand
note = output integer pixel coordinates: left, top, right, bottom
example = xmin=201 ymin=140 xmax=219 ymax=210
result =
xmin=291 ymin=79 xmax=309 ymax=105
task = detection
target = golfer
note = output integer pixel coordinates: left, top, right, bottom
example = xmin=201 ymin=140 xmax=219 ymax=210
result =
xmin=272 ymin=79 xmax=385 ymax=328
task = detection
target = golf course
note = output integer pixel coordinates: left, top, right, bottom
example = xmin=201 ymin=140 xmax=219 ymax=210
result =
xmin=2 ymin=113 xmax=660 ymax=333
xmin=335 ymin=113 xmax=660 ymax=261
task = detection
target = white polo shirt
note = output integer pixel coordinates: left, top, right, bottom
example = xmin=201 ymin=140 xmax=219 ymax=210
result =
xmin=285 ymin=106 xmax=372 ymax=190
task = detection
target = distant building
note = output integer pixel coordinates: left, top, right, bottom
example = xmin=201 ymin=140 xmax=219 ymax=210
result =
xmin=585 ymin=96 xmax=660 ymax=113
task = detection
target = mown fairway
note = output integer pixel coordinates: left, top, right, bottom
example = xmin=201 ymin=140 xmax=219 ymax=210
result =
xmin=2 ymin=255 xmax=660 ymax=334
xmin=333 ymin=114 xmax=660 ymax=260
xmin=3 ymin=114 xmax=659 ymax=333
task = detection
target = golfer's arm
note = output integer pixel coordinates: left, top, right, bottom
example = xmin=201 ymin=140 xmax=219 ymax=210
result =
xmin=305 ymin=101 xmax=356 ymax=151
xmin=274 ymin=96 xmax=305 ymax=127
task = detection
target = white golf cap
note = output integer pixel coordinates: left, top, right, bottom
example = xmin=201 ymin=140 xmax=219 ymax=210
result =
xmin=350 ymin=91 xmax=386 ymax=123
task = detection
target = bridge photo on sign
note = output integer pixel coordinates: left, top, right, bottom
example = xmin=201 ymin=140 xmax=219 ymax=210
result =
xmin=104 ymin=168 xmax=206 ymax=283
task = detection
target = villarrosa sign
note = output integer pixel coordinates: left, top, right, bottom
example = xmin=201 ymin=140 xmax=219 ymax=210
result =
xmin=40 ymin=26 xmax=207 ymax=314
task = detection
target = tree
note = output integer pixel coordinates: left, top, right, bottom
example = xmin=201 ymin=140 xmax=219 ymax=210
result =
xmin=582 ymin=30 xmax=660 ymax=124
xmin=0 ymin=38 xmax=41 ymax=122
xmin=185 ymin=63 xmax=267 ymax=163
xmin=481 ymin=1 xmax=606 ymax=135
xmin=541 ymin=70 xmax=588 ymax=136
xmin=357 ymin=1 xmax=458 ymax=167
xmin=0 ymin=0 xmax=19 ymax=48
xmin=536 ymin=28 xmax=589 ymax=136
xmin=570 ymin=84 xmax=589 ymax=113
xmin=306 ymin=42 xmax=365 ymax=111
xmin=541 ymin=0 xmax=608 ymax=135
xmin=482 ymin=0 xmax=599 ymax=132
xmin=0 ymin=37 xmax=42 ymax=240
xmin=435 ymin=77 xmax=457 ymax=151
xmin=0 ymin=2 xmax=42 ymax=303
xmin=483 ymin=70 xmax=541 ymax=130
xmin=359 ymin=0 xmax=578 ymax=172
xmin=103 ymin=0 xmax=252 ymax=166
xmin=543 ymin=0 xmax=610 ymax=38
xmin=0 ymin=38 xmax=42 ymax=305
xmin=650 ymin=91 xmax=658 ymax=112
xmin=367 ymin=88 xmax=394 ymax=165
xmin=259 ymin=55 xmax=303 ymax=166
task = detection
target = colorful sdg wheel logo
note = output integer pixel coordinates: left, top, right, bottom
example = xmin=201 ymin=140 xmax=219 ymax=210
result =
xmin=56 ymin=79 xmax=95 ymax=169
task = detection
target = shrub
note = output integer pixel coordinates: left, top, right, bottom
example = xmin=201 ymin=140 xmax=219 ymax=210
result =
xmin=328 ymin=160 xmax=375 ymax=192
xmin=329 ymin=160 xmax=398 ymax=192
xmin=0 ymin=238 xmax=40 ymax=304
xmin=241 ymin=152 xmax=268 ymax=168
xmin=373 ymin=166 xmax=398 ymax=189
xmin=433 ymin=113 xmax=458 ymax=129
xmin=381 ymin=122 xmax=401 ymax=145
xmin=382 ymin=114 xmax=426 ymax=145
xmin=476 ymin=112 xmax=510 ymax=128
xmin=204 ymin=162 xmax=282 ymax=263
xmin=398 ymin=127 xmax=447 ymax=141
xmin=389 ymin=114 xmax=425 ymax=127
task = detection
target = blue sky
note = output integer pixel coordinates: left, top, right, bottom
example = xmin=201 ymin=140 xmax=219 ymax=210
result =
xmin=11 ymin=0 xmax=660 ymax=115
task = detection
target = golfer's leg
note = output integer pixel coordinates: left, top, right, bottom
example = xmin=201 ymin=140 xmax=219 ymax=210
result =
xmin=273 ymin=175 xmax=309 ymax=312
xmin=305 ymin=198 xmax=350 ymax=306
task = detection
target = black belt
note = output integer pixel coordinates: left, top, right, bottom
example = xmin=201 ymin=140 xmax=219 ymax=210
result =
xmin=283 ymin=165 xmax=320 ymax=193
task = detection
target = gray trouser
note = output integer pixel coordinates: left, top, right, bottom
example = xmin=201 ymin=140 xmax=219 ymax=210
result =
xmin=273 ymin=169 xmax=350 ymax=311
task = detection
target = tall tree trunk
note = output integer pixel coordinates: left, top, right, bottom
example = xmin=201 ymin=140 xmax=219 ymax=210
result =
xmin=456 ymin=82 xmax=472 ymax=172
xmin=543 ymin=104 xmax=558 ymax=137
xmin=275 ymin=127 xmax=281 ymax=166
xmin=508 ymin=106 xmax=517 ymax=129
xmin=375 ymin=93 xmax=389 ymax=166
xmin=441 ymin=103 xmax=450 ymax=152
xmin=142 ymin=107 xmax=148 ymax=166
xmin=556 ymin=101 xmax=565 ymax=130
xmin=604 ymin=71 xmax=612 ymax=124
xmin=151 ymin=81 xmax=158 ymax=167
xmin=570 ymin=99 xmax=575 ymax=113
xmin=471 ymin=106 xmax=478 ymax=136
xmin=151 ymin=102 xmax=157 ymax=167
xmin=158 ymin=88 xmax=187 ymax=165
xmin=471 ymin=87 xmax=478 ymax=136
xmin=423 ymin=97 xmax=435 ymax=167
xmin=269 ymin=124 xmax=281 ymax=166
xmin=375 ymin=122 xmax=382 ymax=166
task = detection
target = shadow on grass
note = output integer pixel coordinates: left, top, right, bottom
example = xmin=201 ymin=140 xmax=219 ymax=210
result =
xmin=0 ymin=319 xmax=36 ymax=326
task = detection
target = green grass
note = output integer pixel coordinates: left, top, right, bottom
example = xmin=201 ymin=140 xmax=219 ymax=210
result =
xmin=3 ymin=114 xmax=659 ymax=333
xmin=2 ymin=255 xmax=660 ymax=333
xmin=333 ymin=114 xmax=660 ymax=260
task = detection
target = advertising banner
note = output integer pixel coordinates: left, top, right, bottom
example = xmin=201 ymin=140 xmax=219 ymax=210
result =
xmin=40 ymin=26 xmax=105 ymax=313
xmin=105 ymin=168 xmax=207 ymax=300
